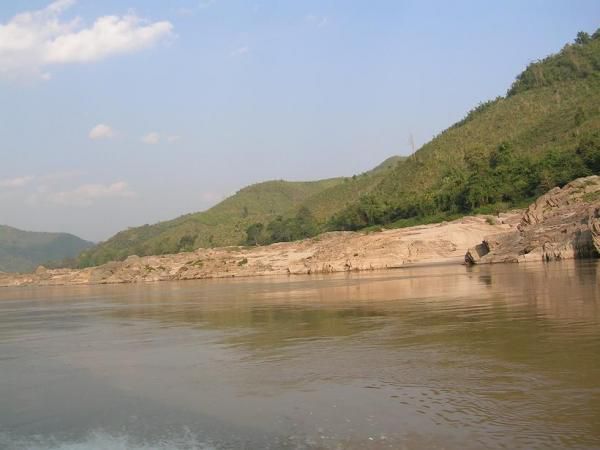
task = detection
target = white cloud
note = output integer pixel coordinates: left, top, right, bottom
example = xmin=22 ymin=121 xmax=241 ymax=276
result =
xmin=44 ymin=15 xmax=173 ymax=64
xmin=0 ymin=0 xmax=173 ymax=79
xmin=49 ymin=181 xmax=135 ymax=207
xmin=167 ymin=135 xmax=181 ymax=143
xmin=0 ymin=175 xmax=35 ymax=188
xmin=89 ymin=123 xmax=115 ymax=140
xmin=141 ymin=132 xmax=160 ymax=144
xmin=230 ymin=46 xmax=249 ymax=57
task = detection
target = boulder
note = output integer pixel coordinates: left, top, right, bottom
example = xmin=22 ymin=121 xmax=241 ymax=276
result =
xmin=466 ymin=176 xmax=600 ymax=264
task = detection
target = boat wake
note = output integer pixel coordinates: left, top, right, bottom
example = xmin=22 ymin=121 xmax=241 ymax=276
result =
xmin=0 ymin=429 xmax=216 ymax=450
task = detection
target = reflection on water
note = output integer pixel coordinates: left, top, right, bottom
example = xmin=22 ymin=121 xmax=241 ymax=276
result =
xmin=0 ymin=261 xmax=599 ymax=449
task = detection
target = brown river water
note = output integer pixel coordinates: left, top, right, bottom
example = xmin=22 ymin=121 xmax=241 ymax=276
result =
xmin=0 ymin=261 xmax=599 ymax=449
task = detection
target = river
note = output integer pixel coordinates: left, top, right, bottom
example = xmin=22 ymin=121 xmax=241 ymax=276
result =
xmin=1 ymin=261 xmax=599 ymax=449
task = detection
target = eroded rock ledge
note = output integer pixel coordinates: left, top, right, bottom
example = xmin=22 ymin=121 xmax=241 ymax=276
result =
xmin=466 ymin=176 xmax=600 ymax=264
xmin=0 ymin=214 xmax=519 ymax=287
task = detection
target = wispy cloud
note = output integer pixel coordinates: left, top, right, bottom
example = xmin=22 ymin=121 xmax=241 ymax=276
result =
xmin=48 ymin=181 xmax=135 ymax=207
xmin=89 ymin=123 xmax=115 ymax=140
xmin=5 ymin=172 xmax=135 ymax=208
xmin=141 ymin=132 xmax=160 ymax=145
xmin=0 ymin=175 xmax=35 ymax=188
xmin=167 ymin=135 xmax=181 ymax=143
xmin=0 ymin=0 xmax=173 ymax=79
xmin=231 ymin=46 xmax=249 ymax=57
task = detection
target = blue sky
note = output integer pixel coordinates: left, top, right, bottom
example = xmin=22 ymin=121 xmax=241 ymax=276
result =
xmin=0 ymin=0 xmax=598 ymax=241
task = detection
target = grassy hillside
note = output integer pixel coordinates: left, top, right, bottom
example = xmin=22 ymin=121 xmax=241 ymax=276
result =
xmin=76 ymin=178 xmax=344 ymax=266
xmin=299 ymin=156 xmax=405 ymax=221
xmin=242 ymin=156 xmax=405 ymax=245
xmin=0 ymin=225 xmax=93 ymax=273
xmin=330 ymin=29 xmax=600 ymax=230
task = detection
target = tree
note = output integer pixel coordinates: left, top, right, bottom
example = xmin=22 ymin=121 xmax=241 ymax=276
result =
xmin=245 ymin=223 xmax=266 ymax=245
xmin=576 ymin=132 xmax=600 ymax=173
xmin=266 ymin=217 xmax=293 ymax=242
xmin=178 ymin=234 xmax=197 ymax=252
xmin=294 ymin=206 xmax=318 ymax=237
xmin=575 ymin=31 xmax=591 ymax=45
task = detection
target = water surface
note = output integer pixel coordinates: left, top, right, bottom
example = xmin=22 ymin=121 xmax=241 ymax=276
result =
xmin=1 ymin=261 xmax=599 ymax=449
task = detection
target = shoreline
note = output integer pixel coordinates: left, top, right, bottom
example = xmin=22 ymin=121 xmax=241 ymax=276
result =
xmin=0 ymin=256 xmax=473 ymax=289
xmin=0 ymin=214 xmax=521 ymax=288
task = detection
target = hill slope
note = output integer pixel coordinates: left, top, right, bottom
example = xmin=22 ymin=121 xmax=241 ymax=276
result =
xmin=77 ymin=178 xmax=344 ymax=267
xmin=0 ymin=225 xmax=93 ymax=273
xmin=76 ymin=156 xmax=403 ymax=267
xmin=298 ymin=156 xmax=405 ymax=221
xmin=77 ymin=158 xmax=404 ymax=267
xmin=330 ymin=29 xmax=600 ymax=230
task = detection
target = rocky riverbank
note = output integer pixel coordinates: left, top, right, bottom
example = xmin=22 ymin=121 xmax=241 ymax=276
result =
xmin=0 ymin=214 xmax=520 ymax=287
xmin=466 ymin=176 xmax=600 ymax=264
xmin=2 ymin=176 xmax=598 ymax=287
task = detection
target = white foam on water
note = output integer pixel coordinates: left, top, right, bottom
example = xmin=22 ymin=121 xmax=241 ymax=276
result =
xmin=0 ymin=430 xmax=216 ymax=450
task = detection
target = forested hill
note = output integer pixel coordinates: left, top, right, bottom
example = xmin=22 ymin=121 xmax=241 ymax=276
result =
xmin=0 ymin=225 xmax=93 ymax=273
xmin=329 ymin=29 xmax=600 ymax=230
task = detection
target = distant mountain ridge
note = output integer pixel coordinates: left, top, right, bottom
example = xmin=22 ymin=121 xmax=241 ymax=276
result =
xmin=0 ymin=225 xmax=93 ymax=273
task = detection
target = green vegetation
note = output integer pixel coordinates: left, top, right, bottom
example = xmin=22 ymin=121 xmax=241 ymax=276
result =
xmin=0 ymin=225 xmax=93 ymax=273
xmin=584 ymin=190 xmax=600 ymax=203
xmin=298 ymin=156 xmax=405 ymax=221
xmin=508 ymin=30 xmax=600 ymax=96
xmin=75 ymin=29 xmax=600 ymax=266
xmin=76 ymin=178 xmax=344 ymax=266
xmin=242 ymin=156 xmax=405 ymax=244
xmin=329 ymin=29 xmax=600 ymax=230
xmin=245 ymin=206 xmax=319 ymax=245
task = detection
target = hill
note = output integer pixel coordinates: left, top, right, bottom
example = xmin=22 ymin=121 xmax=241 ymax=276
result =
xmin=241 ymin=156 xmax=405 ymax=246
xmin=329 ymin=29 xmax=600 ymax=230
xmin=76 ymin=177 xmax=344 ymax=267
xmin=76 ymin=157 xmax=404 ymax=267
xmin=298 ymin=156 xmax=405 ymax=221
xmin=0 ymin=225 xmax=93 ymax=273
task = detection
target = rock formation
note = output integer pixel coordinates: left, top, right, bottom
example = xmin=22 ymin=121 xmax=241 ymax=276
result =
xmin=466 ymin=176 xmax=600 ymax=264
